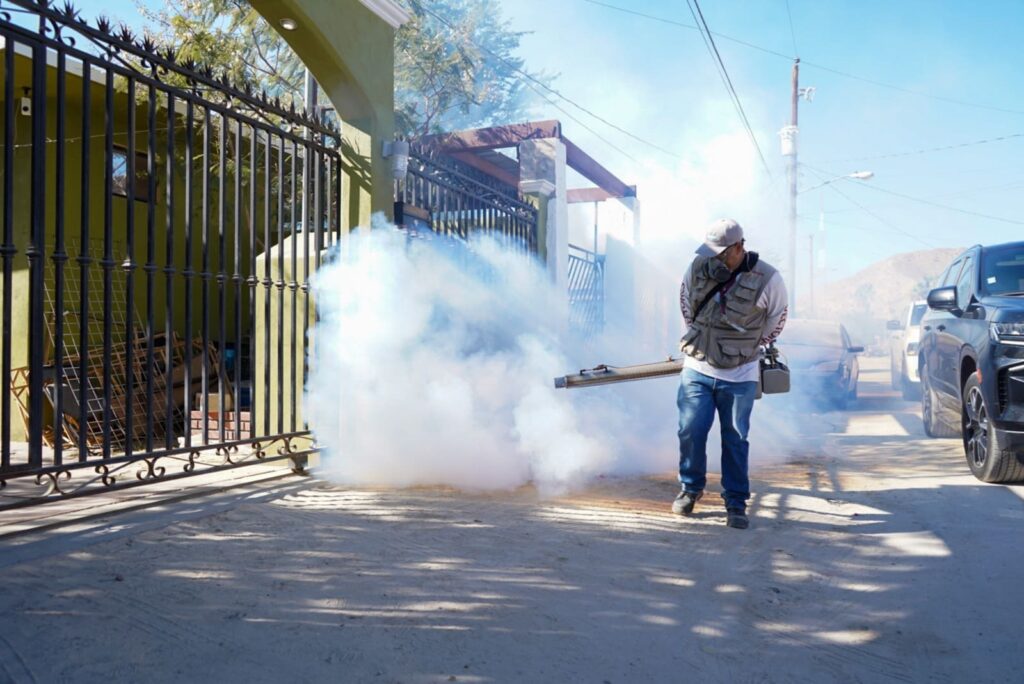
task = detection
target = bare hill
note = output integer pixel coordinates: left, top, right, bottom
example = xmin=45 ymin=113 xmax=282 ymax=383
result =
xmin=810 ymin=248 xmax=963 ymax=325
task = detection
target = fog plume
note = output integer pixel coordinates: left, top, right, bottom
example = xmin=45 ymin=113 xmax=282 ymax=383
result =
xmin=306 ymin=222 xmax=621 ymax=495
xmin=306 ymin=219 xmax=810 ymax=496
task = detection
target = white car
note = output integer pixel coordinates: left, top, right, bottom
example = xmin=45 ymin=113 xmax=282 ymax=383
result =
xmin=886 ymin=300 xmax=927 ymax=400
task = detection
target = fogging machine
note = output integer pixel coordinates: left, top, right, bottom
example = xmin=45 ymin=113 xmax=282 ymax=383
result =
xmin=553 ymin=344 xmax=790 ymax=398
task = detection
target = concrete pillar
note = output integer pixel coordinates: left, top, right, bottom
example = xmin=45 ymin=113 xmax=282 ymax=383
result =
xmin=518 ymin=138 xmax=568 ymax=290
xmin=253 ymin=233 xmax=318 ymax=445
xmin=250 ymin=0 xmax=407 ymax=227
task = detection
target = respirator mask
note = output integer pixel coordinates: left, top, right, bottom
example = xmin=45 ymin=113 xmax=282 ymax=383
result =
xmin=704 ymin=256 xmax=734 ymax=283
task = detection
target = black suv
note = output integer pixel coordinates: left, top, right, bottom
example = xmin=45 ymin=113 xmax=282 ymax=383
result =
xmin=919 ymin=241 xmax=1024 ymax=483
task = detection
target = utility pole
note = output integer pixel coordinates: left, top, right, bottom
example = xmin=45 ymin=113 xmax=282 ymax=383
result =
xmin=787 ymin=58 xmax=800 ymax=315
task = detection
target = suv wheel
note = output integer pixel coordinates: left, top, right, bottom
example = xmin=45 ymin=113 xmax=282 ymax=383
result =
xmin=961 ymin=375 xmax=1024 ymax=483
xmin=922 ymin=370 xmax=958 ymax=438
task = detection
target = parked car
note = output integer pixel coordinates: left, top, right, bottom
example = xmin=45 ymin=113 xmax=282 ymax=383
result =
xmin=780 ymin=319 xmax=864 ymax=409
xmin=887 ymin=300 xmax=928 ymax=400
xmin=919 ymin=241 xmax=1024 ymax=483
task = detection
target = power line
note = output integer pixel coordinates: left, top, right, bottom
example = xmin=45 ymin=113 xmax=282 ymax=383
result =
xmin=413 ymin=1 xmax=682 ymax=161
xmin=803 ymin=166 xmax=936 ymax=247
xmin=855 ymin=181 xmax=1024 ymax=226
xmin=581 ymin=0 xmax=792 ymax=60
xmin=803 ymin=163 xmax=1024 ymax=227
xmin=825 ymin=176 xmax=1024 ymax=215
xmin=517 ymin=76 xmax=638 ymax=162
xmin=685 ymin=0 xmax=773 ymax=177
xmin=784 ymin=0 xmax=798 ymax=57
xmin=579 ymin=0 xmax=1024 ymax=116
xmin=814 ymin=132 xmax=1024 ymax=164
xmin=799 ymin=62 xmax=1024 ymax=116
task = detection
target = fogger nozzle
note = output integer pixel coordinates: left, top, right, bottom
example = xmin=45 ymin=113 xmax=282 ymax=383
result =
xmin=553 ymin=358 xmax=685 ymax=390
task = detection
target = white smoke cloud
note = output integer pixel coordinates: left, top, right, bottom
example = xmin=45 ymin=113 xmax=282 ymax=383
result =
xmin=306 ymin=215 xmax=810 ymax=498
xmin=306 ymin=221 xmax=618 ymax=495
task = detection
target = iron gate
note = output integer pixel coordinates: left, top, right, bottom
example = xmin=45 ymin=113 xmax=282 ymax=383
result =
xmin=568 ymin=244 xmax=604 ymax=336
xmin=0 ymin=0 xmax=341 ymax=509
xmin=396 ymin=143 xmax=538 ymax=252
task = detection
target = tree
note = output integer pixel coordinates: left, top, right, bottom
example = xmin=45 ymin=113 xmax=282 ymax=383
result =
xmin=137 ymin=0 xmax=545 ymax=137
xmin=138 ymin=0 xmax=306 ymax=110
xmin=395 ymin=0 xmax=542 ymax=136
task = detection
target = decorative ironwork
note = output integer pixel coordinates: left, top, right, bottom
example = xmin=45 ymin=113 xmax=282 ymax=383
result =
xmin=568 ymin=244 xmax=605 ymax=337
xmin=0 ymin=0 xmax=335 ymax=509
xmin=34 ymin=468 xmax=71 ymax=496
xmin=0 ymin=0 xmax=337 ymax=140
xmin=399 ymin=143 xmax=539 ymax=252
xmin=94 ymin=463 xmax=116 ymax=486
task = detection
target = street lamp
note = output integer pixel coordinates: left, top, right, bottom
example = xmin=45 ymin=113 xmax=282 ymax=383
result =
xmin=799 ymin=170 xmax=874 ymax=194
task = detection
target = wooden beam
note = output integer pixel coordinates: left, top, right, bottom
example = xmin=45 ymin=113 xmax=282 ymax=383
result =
xmin=451 ymin=152 xmax=520 ymax=188
xmin=568 ymin=188 xmax=615 ymax=204
xmin=562 ymin=137 xmax=635 ymax=199
xmin=417 ymin=120 xmax=562 ymax=153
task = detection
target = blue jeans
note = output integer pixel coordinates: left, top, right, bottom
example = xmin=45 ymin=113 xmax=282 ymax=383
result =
xmin=677 ymin=368 xmax=757 ymax=511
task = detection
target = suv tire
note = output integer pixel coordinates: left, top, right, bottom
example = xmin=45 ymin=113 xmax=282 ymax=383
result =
xmin=961 ymin=375 xmax=1024 ymax=483
xmin=922 ymin=370 xmax=958 ymax=438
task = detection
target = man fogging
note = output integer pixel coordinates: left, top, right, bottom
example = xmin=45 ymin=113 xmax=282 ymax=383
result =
xmin=673 ymin=219 xmax=788 ymax=529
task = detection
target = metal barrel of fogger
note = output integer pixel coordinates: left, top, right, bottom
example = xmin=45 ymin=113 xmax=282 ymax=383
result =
xmin=553 ymin=358 xmax=685 ymax=389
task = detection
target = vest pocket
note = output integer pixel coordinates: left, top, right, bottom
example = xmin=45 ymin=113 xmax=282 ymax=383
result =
xmin=717 ymin=339 xmax=757 ymax=362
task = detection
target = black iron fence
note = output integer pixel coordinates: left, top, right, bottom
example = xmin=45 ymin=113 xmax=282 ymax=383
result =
xmin=0 ymin=0 xmax=340 ymax=509
xmin=568 ymin=244 xmax=605 ymax=336
xmin=396 ymin=144 xmax=538 ymax=252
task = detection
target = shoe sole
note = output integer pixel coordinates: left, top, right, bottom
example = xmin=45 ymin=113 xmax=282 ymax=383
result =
xmin=672 ymin=495 xmax=701 ymax=516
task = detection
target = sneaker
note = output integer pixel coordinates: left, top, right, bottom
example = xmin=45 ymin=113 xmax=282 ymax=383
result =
xmin=726 ymin=509 xmax=749 ymax=529
xmin=672 ymin=490 xmax=703 ymax=516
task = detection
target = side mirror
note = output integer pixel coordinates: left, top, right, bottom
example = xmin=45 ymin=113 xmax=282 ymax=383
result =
xmin=885 ymin=320 xmax=902 ymax=331
xmin=927 ymin=286 xmax=960 ymax=314
xmin=847 ymin=346 xmax=865 ymax=354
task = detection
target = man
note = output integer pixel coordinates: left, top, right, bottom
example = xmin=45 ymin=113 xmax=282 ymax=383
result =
xmin=673 ymin=218 xmax=788 ymax=529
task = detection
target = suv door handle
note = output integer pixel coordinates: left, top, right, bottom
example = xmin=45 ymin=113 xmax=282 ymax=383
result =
xmin=937 ymin=325 xmax=946 ymax=332
xmin=923 ymin=325 xmax=931 ymax=331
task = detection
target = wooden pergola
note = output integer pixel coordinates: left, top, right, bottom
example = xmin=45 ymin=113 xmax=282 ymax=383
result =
xmin=416 ymin=120 xmax=637 ymax=204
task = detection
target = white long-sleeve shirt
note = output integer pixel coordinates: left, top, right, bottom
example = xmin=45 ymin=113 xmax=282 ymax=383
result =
xmin=679 ymin=262 xmax=789 ymax=383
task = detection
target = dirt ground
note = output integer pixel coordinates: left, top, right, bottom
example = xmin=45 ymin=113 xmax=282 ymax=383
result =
xmin=2 ymin=358 xmax=1023 ymax=683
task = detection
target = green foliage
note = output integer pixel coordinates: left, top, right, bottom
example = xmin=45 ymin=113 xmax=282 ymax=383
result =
xmin=137 ymin=0 xmax=545 ymax=136
xmin=138 ymin=0 xmax=305 ymax=109
xmin=396 ymin=0 xmax=542 ymax=136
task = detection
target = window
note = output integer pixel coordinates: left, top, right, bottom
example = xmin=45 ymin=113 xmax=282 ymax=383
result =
xmin=940 ymin=259 xmax=963 ymax=288
xmin=955 ymin=256 xmax=975 ymax=309
xmin=111 ymin=146 xmax=153 ymax=202
xmin=910 ymin=304 xmax=927 ymax=326
xmin=981 ymin=244 xmax=1024 ymax=296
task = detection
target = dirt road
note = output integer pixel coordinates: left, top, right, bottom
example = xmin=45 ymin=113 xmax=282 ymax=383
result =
xmin=1 ymin=358 xmax=1022 ymax=683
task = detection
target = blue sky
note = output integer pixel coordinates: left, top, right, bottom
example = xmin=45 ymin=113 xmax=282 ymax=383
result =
xmin=86 ymin=0 xmax=1023 ymax=286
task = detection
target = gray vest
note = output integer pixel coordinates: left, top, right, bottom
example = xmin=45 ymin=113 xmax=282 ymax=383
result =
xmin=680 ymin=254 xmax=778 ymax=369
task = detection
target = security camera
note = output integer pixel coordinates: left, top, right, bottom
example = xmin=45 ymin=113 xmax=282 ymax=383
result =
xmin=19 ymin=96 xmax=31 ymax=116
